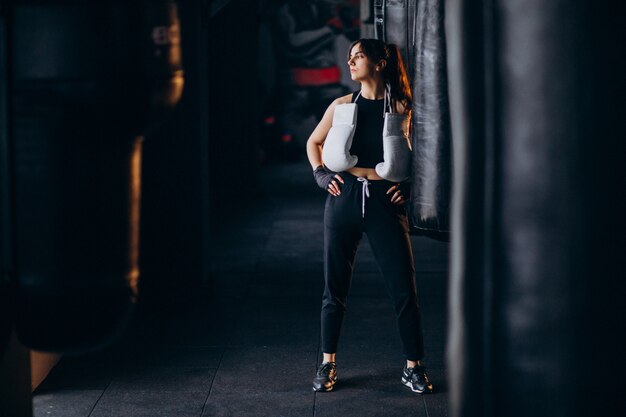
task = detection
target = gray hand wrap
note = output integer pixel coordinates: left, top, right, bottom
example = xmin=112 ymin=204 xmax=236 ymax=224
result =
xmin=313 ymin=165 xmax=339 ymax=191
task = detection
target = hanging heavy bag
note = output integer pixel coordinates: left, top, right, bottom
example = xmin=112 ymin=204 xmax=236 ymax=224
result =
xmin=8 ymin=0 xmax=183 ymax=353
xmin=408 ymin=0 xmax=452 ymax=235
xmin=321 ymin=103 xmax=358 ymax=172
xmin=379 ymin=0 xmax=411 ymax=72
xmin=375 ymin=87 xmax=412 ymax=182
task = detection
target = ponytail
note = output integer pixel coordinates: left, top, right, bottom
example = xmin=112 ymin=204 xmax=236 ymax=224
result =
xmin=382 ymin=44 xmax=412 ymax=112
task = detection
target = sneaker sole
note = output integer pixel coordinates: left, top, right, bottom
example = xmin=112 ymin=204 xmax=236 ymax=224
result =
xmin=401 ymin=376 xmax=431 ymax=394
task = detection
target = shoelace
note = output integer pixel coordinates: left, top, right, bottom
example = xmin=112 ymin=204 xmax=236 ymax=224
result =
xmin=357 ymin=177 xmax=370 ymax=218
xmin=318 ymin=362 xmax=335 ymax=376
xmin=407 ymin=366 xmax=428 ymax=383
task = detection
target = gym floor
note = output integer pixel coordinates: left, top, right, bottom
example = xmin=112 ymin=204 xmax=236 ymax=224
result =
xmin=32 ymin=162 xmax=449 ymax=417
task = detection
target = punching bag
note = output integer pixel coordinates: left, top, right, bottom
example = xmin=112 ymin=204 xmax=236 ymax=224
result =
xmin=5 ymin=0 xmax=183 ymax=353
xmin=375 ymin=0 xmax=409 ymax=66
xmin=376 ymin=0 xmax=452 ymax=237
xmin=446 ymin=1 xmax=626 ymax=417
xmin=409 ymin=0 xmax=451 ymax=236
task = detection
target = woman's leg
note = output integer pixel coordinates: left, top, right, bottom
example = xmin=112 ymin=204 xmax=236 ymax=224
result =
xmin=364 ymin=186 xmax=425 ymax=361
xmin=321 ymin=202 xmax=362 ymax=354
xmin=323 ymin=353 xmax=336 ymax=363
xmin=368 ymin=227 xmax=425 ymax=360
xmin=364 ymin=191 xmax=433 ymax=393
xmin=314 ymin=180 xmax=362 ymax=392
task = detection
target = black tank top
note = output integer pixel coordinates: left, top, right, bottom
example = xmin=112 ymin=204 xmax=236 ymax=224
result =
xmin=350 ymin=91 xmax=385 ymax=168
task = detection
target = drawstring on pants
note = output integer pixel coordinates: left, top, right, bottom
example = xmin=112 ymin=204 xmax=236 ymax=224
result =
xmin=357 ymin=177 xmax=370 ymax=218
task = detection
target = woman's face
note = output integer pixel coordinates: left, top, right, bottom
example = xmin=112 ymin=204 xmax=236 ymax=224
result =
xmin=348 ymin=43 xmax=377 ymax=82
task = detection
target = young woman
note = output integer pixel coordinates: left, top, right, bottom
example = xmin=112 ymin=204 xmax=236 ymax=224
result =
xmin=306 ymin=38 xmax=432 ymax=394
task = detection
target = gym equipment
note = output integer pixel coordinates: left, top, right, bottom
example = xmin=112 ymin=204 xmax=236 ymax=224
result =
xmin=446 ymin=1 xmax=626 ymax=416
xmin=409 ymin=0 xmax=451 ymax=234
xmin=321 ymin=103 xmax=358 ymax=172
xmin=375 ymin=113 xmax=411 ymax=182
xmin=3 ymin=0 xmax=183 ymax=353
xmin=376 ymin=0 xmax=452 ymax=236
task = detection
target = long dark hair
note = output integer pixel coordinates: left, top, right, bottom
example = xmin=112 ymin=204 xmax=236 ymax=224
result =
xmin=348 ymin=38 xmax=412 ymax=111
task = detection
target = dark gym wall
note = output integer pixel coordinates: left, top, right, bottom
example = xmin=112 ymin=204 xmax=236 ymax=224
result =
xmin=139 ymin=0 xmax=260 ymax=294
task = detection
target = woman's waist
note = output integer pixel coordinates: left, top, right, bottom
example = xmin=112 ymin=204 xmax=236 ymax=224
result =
xmin=346 ymin=166 xmax=383 ymax=181
xmin=342 ymin=169 xmax=404 ymax=190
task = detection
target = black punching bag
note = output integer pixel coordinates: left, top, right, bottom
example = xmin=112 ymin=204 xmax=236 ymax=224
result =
xmin=446 ymin=1 xmax=626 ymax=417
xmin=7 ymin=0 xmax=183 ymax=352
xmin=375 ymin=0 xmax=409 ymax=65
xmin=409 ymin=0 xmax=451 ymax=236
xmin=376 ymin=0 xmax=452 ymax=237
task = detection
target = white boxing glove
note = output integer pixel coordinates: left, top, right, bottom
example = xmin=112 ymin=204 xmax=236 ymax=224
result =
xmin=375 ymin=113 xmax=412 ymax=182
xmin=322 ymin=103 xmax=358 ymax=172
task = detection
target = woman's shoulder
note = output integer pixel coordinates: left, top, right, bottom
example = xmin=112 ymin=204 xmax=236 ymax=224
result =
xmin=332 ymin=93 xmax=354 ymax=106
xmin=318 ymin=93 xmax=357 ymax=124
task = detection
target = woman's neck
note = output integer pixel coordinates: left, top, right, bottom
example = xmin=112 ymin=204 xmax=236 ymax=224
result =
xmin=359 ymin=79 xmax=385 ymax=100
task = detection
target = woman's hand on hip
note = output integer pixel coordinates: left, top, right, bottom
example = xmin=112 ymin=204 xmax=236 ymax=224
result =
xmin=327 ymin=174 xmax=344 ymax=196
xmin=313 ymin=165 xmax=344 ymax=196
xmin=387 ymin=183 xmax=406 ymax=205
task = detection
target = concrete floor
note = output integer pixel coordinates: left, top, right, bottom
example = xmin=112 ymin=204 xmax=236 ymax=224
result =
xmin=33 ymin=161 xmax=450 ymax=417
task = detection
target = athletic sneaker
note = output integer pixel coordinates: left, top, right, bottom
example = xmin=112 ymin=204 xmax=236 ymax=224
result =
xmin=312 ymin=362 xmax=337 ymax=392
xmin=401 ymin=364 xmax=433 ymax=394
